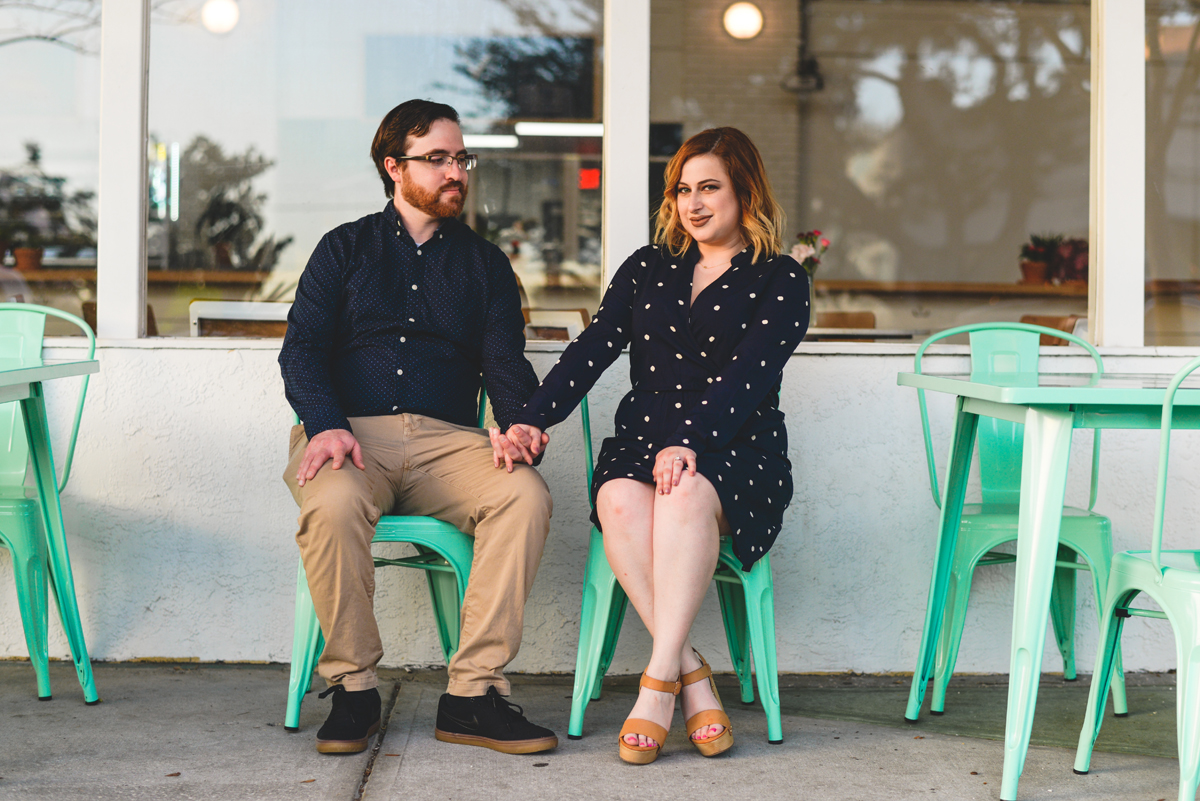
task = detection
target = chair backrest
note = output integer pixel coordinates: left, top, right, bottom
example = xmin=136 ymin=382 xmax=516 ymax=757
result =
xmin=915 ymin=322 xmax=1104 ymax=509
xmin=0 ymin=303 xmax=96 ymax=496
xmin=1150 ymin=354 xmax=1200 ymax=574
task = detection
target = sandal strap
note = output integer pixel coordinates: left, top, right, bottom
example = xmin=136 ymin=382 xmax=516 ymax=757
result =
xmin=687 ymin=709 xmax=732 ymax=735
xmin=681 ymin=662 xmax=712 ymax=686
xmin=619 ymin=718 xmax=668 ymax=746
xmin=640 ymin=672 xmax=682 ymax=695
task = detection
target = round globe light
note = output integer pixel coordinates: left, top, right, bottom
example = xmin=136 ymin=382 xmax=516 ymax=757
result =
xmin=201 ymin=0 xmax=240 ymax=34
xmin=723 ymin=2 xmax=763 ymax=40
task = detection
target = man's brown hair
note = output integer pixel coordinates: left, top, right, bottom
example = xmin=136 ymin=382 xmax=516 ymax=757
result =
xmin=370 ymin=100 xmax=461 ymax=198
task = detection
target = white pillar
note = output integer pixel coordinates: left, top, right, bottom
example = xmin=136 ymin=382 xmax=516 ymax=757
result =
xmin=602 ymin=0 xmax=651 ymax=288
xmin=1089 ymin=0 xmax=1145 ymax=347
xmin=97 ymin=0 xmax=150 ymax=339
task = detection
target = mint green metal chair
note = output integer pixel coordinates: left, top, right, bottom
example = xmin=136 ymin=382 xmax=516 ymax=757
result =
xmin=0 ymin=304 xmax=96 ymax=702
xmin=284 ymin=389 xmax=486 ymax=731
xmin=567 ymin=396 xmax=783 ymax=743
xmin=907 ymin=322 xmax=1126 ymax=720
xmin=1074 ymin=354 xmax=1200 ymax=801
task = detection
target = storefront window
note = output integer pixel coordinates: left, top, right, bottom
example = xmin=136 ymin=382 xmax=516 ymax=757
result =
xmin=652 ymin=0 xmax=1091 ymax=341
xmin=148 ymin=0 xmax=603 ymax=337
xmin=0 ymin=3 xmax=102 ymax=335
xmin=1147 ymin=0 xmax=1200 ymax=346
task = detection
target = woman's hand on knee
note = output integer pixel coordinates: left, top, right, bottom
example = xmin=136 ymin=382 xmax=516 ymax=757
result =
xmin=654 ymin=446 xmax=696 ymax=495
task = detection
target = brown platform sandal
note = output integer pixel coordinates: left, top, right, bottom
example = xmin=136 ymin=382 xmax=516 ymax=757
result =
xmin=617 ymin=672 xmax=682 ymax=765
xmin=682 ymin=651 xmax=734 ymax=757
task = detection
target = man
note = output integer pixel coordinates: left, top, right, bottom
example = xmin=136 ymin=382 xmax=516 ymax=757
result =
xmin=280 ymin=99 xmax=556 ymax=756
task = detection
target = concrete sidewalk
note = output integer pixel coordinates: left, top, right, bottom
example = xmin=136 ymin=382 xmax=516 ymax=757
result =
xmin=0 ymin=662 xmax=1182 ymax=800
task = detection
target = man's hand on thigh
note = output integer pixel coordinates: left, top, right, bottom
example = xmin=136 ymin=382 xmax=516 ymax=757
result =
xmin=298 ymin=428 xmax=365 ymax=486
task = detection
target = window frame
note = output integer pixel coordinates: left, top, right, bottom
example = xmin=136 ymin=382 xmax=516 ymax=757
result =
xmin=96 ymin=0 xmax=1147 ymax=347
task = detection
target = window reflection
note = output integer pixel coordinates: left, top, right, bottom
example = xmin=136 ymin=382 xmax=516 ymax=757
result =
xmin=148 ymin=0 xmax=604 ymax=337
xmin=652 ymin=0 xmax=1092 ymax=338
xmin=1147 ymin=0 xmax=1200 ymax=346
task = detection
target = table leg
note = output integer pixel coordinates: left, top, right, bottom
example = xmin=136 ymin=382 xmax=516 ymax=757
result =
xmin=22 ymin=384 xmax=99 ymax=704
xmin=906 ymin=397 xmax=978 ymax=721
xmin=999 ymin=407 xmax=1073 ymax=801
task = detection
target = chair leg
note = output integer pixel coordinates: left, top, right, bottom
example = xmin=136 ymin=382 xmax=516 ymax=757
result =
xmin=715 ymin=572 xmax=754 ymax=704
xmin=931 ymin=557 xmax=977 ymax=715
xmin=741 ymin=555 xmax=782 ymax=743
xmin=415 ymin=546 xmax=463 ymax=664
xmin=4 ymin=519 xmax=51 ymax=699
xmin=1175 ymin=612 xmax=1200 ymax=801
xmin=285 ymin=559 xmax=324 ymax=732
xmin=1073 ymin=590 xmax=1130 ymax=775
xmin=1049 ymin=544 xmax=1079 ymax=680
xmin=1080 ymin=540 xmax=1128 ymax=716
xmin=593 ymin=588 xmax=628 ymax=701
xmin=568 ymin=528 xmax=626 ymax=740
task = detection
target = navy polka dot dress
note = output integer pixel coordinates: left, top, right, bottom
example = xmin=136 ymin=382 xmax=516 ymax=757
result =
xmin=513 ymin=243 xmax=810 ymax=569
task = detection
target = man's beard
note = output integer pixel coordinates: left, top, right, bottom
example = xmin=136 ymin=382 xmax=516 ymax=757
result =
xmin=400 ymin=178 xmax=467 ymax=219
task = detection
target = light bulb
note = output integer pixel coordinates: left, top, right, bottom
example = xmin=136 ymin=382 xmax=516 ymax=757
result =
xmin=723 ymin=2 xmax=763 ymax=40
xmin=201 ymin=0 xmax=239 ymax=34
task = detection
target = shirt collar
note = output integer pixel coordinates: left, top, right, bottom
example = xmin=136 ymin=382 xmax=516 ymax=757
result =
xmin=384 ymin=201 xmax=460 ymax=245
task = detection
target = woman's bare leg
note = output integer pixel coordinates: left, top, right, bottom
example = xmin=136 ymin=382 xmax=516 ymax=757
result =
xmin=612 ymin=472 xmax=724 ymax=747
xmin=597 ymin=480 xmax=670 ymax=747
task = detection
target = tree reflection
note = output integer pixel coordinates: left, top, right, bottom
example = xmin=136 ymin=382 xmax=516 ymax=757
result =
xmin=810 ymin=2 xmax=1090 ymax=282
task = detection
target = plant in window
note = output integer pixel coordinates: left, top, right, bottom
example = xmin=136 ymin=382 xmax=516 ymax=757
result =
xmin=0 ymin=142 xmax=98 ymax=267
xmin=1052 ymin=237 xmax=1088 ymax=285
xmin=1018 ymin=233 xmax=1061 ymax=284
xmin=791 ymin=230 xmax=830 ymax=276
xmin=168 ymin=135 xmax=292 ymax=271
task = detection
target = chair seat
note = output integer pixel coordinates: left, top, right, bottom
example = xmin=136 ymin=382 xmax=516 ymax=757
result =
xmin=961 ymin=503 xmax=1107 ymax=523
xmin=1115 ymin=550 xmax=1200 ymax=583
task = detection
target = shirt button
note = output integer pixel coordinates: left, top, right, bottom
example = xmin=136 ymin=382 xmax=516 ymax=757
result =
xmin=392 ymin=406 xmax=398 ymax=411
xmin=416 ymin=250 xmax=422 ymax=255
xmin=397 ymin=369 xmax=403 ymax=375
xmin=400 ymin=337 xmax=406 ymax=343
xmin=412 ymin=284 xmax=418 ymax=290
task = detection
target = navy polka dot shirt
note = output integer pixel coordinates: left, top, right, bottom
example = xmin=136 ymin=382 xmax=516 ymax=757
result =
xmin=279 ymin=202 xmax=537 ymax=439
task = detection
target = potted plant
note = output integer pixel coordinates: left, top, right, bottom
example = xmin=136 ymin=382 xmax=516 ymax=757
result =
xmin=1019 ymin=233 xmax=1061 ymax=284
xmin=10 ymin=223 xmax=43 ymax=272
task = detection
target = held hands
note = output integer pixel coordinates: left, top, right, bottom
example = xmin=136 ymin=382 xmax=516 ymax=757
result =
xmin=654 ymin=445 xmax=697 ymax=495
xmin=297 ymin=428 xmax=365 ymax=486
xmin=489 ymin=424 xmax=550 ymax=472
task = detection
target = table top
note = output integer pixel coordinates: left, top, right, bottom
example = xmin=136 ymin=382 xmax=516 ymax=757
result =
xmin=898 ymin=371 xmax=1200 ymax=406
xmin=0 ymin=360 xmax=99 ymax=388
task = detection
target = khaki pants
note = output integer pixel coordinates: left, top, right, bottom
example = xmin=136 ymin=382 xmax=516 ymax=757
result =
xmin=283 ymin=414 xmax=552 ymax=697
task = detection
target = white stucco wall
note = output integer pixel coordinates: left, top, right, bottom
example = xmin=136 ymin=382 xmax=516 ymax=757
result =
xmin=1 ymin=340 xmax=1197 ymax=678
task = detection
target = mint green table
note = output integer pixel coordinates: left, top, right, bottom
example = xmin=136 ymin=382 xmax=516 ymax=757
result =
xmin=1 ymin=360 xmax=100 ymax=702
xmin=897 ymin=370 xmax=1200 ymax=801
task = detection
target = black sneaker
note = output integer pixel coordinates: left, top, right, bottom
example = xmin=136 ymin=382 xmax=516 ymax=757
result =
xmin=316 ymin=685 xmax=381 ymax=754
xmin=435 ymin=686 xmax=558 ymax=754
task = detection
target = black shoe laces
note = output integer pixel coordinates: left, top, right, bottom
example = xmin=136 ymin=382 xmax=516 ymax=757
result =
xmin=488 ymin=687 xmax=527 ymax=721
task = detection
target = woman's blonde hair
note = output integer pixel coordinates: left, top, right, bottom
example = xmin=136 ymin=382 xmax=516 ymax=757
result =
xmin=654 ymin=127 xmax=785 ymax=262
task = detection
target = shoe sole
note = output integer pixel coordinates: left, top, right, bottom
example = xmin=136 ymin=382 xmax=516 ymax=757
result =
xmin=435 ymin=728 xmax=558 ymax=754
xmin=618 ymin=742 xmax=662 ymax=765
xmin=316 ymin=720 xmax=381 ymax=754
xmin=693 ymin=730 xmax=734 ymax=757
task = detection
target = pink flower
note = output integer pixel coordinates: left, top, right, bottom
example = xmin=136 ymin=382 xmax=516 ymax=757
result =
xmin=820 ymin=238 xmax=830 ymax=248
xmin=791 ymin=242 xmax=816 ymax=263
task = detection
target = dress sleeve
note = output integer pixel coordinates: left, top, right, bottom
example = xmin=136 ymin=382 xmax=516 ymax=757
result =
xmin=664 ymin=258 xmax=810 ymax=457
xmin=479 ymin=247 xmax=540 ymax=431
xmin=510 ymin=248 xmax=644 ymax=430
xmin=279 ymin=231 xmax=351 ymax=439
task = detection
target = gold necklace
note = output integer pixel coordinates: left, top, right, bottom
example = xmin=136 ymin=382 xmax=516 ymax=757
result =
xmin=697 ymin=260 xmax=731 ymax=270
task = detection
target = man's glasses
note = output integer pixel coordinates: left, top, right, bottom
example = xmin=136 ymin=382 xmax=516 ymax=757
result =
xmin=394 ymin=153 xmax=478 ymax=171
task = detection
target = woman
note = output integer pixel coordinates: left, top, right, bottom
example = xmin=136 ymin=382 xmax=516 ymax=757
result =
xmin=492 ymin=127 xmax=809 ymax=763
